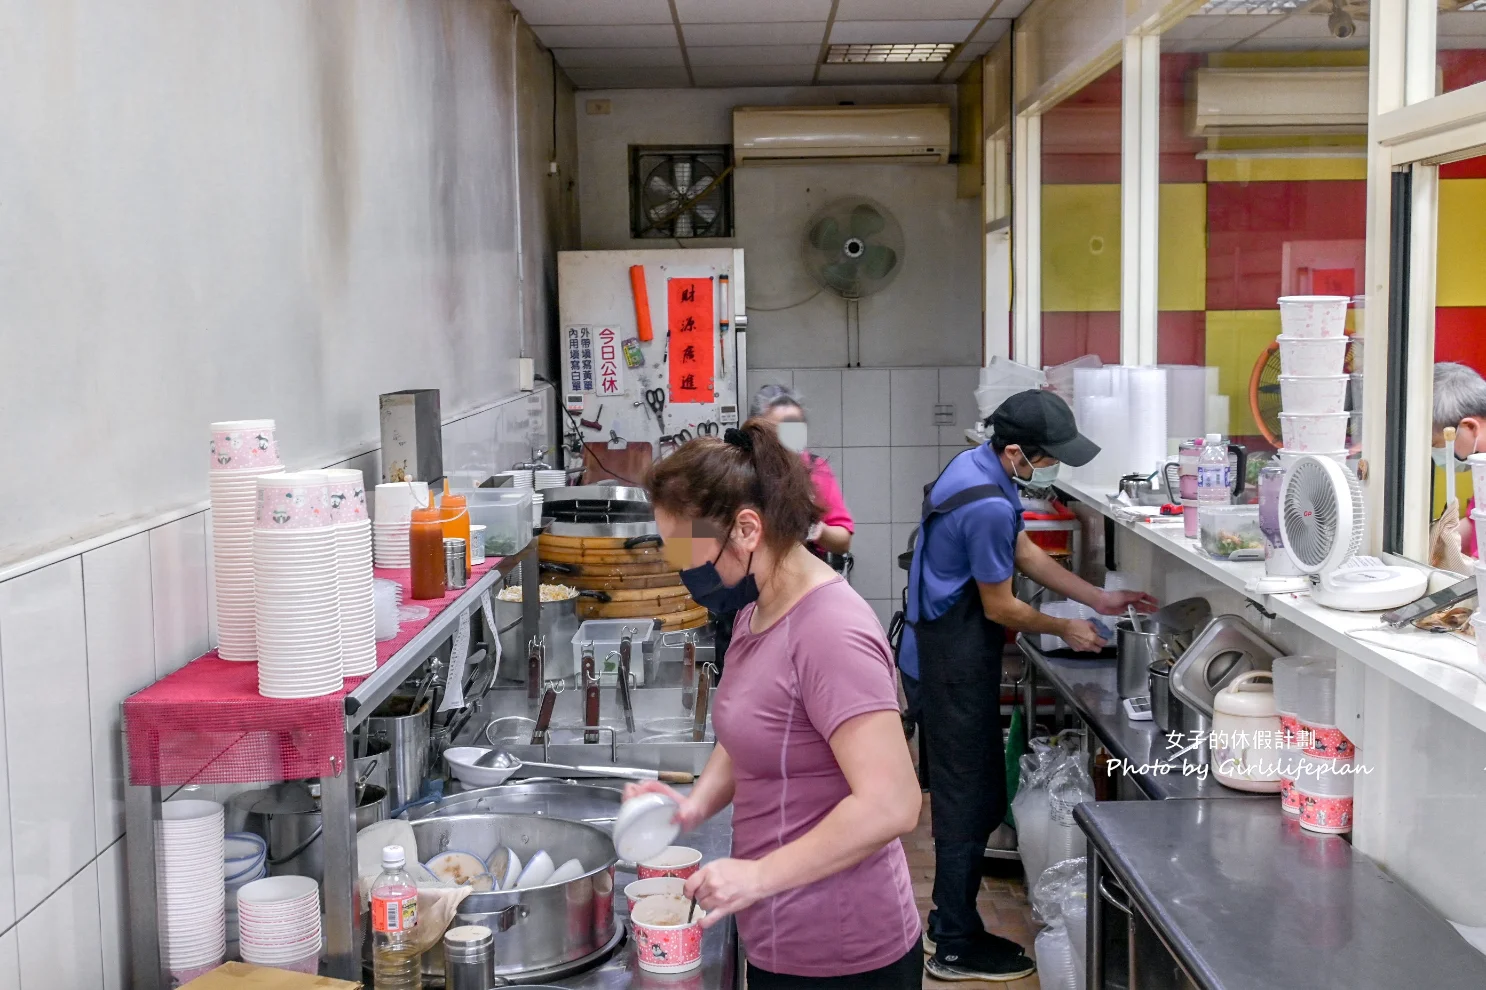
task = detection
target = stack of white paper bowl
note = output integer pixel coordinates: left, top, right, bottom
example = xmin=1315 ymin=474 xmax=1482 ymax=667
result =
xmin=535 ymin=469 xmax=566 ymax=491
xmin=531 ymin=492 xmax=545 ymax=530
xmin=325 ymin=469 xmax=377 ymax=676
xmin=209 ymin=420 xmax=284 ymax=660
xmin=237 ymin=876 xmax=323 ymax=975
xmin=224 ymin=833 xmax=268 ymax=947
xmin=254 ymin=473 xmax=343 ymax=698
xmin=1275 ymin=296 xmax=1351 ymax=463
xmin=155 ymin=800 xmax=227 ymax=983
xmin=373 ymin=482 xmax=429 ymax=569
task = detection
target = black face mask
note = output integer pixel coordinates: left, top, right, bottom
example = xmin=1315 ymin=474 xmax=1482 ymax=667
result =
xmin=679 ymin=542 xmax=759 ymax=615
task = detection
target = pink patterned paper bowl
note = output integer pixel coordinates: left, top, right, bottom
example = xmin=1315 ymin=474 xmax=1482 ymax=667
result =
xmin=256 ymin=474 xmax=333 ymax=530
xmin=631 ymin=895 xmax=705 ymax=974
xmin=625 ymin=876 xmax=686 ymax=913
xmin=637 ymin=846 xmax=702 ymax=881
xmin=210 ymin=421 xmax=279 ymax=471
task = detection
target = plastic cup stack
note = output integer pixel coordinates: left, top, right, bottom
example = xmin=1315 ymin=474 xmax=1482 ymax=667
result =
xmin=1294 ymin=660 xmax=1354 ymax=834
xmin=1271 ymin=656 xmax=1322 ymax=817
xmin=155 ymin=800 xmax=227 ymax=984
xmin=236 ymin=875 xmax=323 ymax=975
xmin=1275 ymin=296 xmax=1352 ymax=464
xmin=531 ymin=492 xmax=545 ymax=530
xmin=209 ymin=420 xmax=284 ymax=661
xmin=374 ymin=578 xmax=402 ymax=642
xmin=373 ymin=481 xmax=429 ymax=569
xmin=254 ymin=472 xmax=343 ymax=698
xmin=325 ymin=469 xmax=377 ymax=676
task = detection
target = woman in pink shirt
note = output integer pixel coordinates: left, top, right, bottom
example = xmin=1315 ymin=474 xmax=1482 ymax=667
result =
xmin=633 ymin=421 xmax=924 ymax=988
xmin=752 ymin=384 xmax=854 ymax=555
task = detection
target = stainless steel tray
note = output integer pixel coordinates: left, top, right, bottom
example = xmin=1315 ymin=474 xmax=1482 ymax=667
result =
xmin=1168 ymin=614 xmax=1283 ymax=718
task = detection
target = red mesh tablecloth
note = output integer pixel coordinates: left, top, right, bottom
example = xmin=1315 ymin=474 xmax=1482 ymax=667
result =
xmin=125 ymin=559 xmax=504 ymax=786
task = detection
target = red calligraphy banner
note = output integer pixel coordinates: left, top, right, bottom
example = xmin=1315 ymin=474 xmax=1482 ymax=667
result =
xmin=667 ymin=277 xmax=715 ymax=403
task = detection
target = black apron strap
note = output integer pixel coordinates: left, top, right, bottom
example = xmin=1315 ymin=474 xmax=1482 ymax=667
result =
xmin=919 ymin=482 xmax=1008 ymax=522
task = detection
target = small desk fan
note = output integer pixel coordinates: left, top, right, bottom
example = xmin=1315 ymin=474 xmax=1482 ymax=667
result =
xmin=1280 ymin=454 xmax=1428 ymax=611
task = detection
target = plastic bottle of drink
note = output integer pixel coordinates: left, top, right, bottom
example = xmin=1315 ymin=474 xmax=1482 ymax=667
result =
xmin=372 ymin=845 xmax=422 ymax=989
xmin=1196 ymin=432 xmax=1231 ymax=538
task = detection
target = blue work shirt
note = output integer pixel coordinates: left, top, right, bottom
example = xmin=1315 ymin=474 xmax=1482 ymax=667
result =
xmin=899 ymin=444 xmax=1023 ymax=680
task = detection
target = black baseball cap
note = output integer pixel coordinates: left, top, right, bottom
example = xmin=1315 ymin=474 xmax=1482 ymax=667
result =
xmin=988 ymin=389 xmax=1100 ymax=467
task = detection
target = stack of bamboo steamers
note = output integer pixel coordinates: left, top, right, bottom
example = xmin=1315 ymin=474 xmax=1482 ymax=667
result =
xmin=536 ymin=485 xmax=706 ymax=631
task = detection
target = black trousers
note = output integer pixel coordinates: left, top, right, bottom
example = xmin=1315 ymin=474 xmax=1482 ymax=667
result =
xmin=915 ymin=583 xmax=1007 ymax=949
xmin=747 ymin=943 xmax=923 ymax=989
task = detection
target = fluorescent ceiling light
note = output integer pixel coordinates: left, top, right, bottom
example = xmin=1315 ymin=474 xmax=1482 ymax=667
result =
xmin=824 ymin=43 xmax=957 ymax=64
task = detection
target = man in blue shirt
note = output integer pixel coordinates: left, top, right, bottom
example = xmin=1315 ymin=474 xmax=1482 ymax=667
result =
xmin=904 ymin=390 xmax=1156 ymax=983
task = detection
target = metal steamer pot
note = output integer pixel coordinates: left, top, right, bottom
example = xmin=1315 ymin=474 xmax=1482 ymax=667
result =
xmin=227 ymin=781 xmax=388 ymax=884
xmin=494 ymin=592 xmax=582 ymax=680
xmin=408 ymin=813 xmax=618 ymax=983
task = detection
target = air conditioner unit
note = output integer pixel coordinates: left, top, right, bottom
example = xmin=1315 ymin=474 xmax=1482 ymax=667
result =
xmin=1192 ymin=67 xmax=1368 ymax=137
xmin=733 ymin=105 xmax=951 ymax=166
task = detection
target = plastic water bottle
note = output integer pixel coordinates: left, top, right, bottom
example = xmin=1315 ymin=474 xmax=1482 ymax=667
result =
xmin=1196 ymin=433 xmax=1231 ymax=533
xmin=372 ymin=845 xmax=422 ymax=989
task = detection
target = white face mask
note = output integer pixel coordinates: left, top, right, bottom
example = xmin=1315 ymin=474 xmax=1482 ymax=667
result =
xmin=1433 ymin=446 xmax=1471 ymax=472
xmin=776 ymin=421 xmax=808 ymax=453
xmin=1013 ymin=448 xmax=1060 ymax=488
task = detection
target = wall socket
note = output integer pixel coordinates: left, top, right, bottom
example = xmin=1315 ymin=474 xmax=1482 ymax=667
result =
xmin=519 ymin=357 xmax=535 ymax=391
xmin=586 ymin=99 xmax=612 ymax=115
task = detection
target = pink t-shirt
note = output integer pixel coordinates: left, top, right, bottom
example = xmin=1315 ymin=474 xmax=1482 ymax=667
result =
xmin=805 ymin=453 xmax=854 ymax=533
xmin=711 ymin=578 xmax=919 ymax=977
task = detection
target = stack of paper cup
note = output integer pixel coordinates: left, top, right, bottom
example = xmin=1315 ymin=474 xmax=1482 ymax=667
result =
xmin=373 ymin=482 xmax=429 ymax=569
xmin=254 ymin=473 xmax=343 ymax=698
xmin=209 ymin=420 xmax=284 ymax=660
xmin=156 ymin=800 xmax=227 ymax=984
xmin=237 ymin=876 xmax=323 ymax=975
xmin=325 ymin=469 xmax=377 ymax=676
xmin=1276 ymin=296 xmax=1351 ymax=462
xmin=531 ymin=492 xmax=545 ymax=530
xmin=224 ymin=833 xmax=268 ymax=947
xmin=1271 ymin=655 xmax=1323 ymax=816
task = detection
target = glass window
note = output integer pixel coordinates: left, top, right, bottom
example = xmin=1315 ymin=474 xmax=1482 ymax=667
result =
xmin=1040 ymin=65 xmax=1122 ymax=368
xmin=1156 ymin=8 xmax=1368 ymax=465
xmin=1438 ymin=5 xmax=1486 ymax=96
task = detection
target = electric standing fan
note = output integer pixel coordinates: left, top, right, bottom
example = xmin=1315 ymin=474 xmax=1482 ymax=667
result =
xmin=1249 ymin=342 xmax=1283 ymax=448
xmin=1279 ymin=455 xmax=1427 ymax=611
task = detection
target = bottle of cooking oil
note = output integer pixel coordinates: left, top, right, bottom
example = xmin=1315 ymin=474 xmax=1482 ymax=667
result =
xmin=371 ymin=845 xmax=422 ymax=989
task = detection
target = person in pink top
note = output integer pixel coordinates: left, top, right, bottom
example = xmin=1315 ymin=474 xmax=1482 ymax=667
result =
xmin=751 ymin=384 xmax=854 ymax=555
xmin=632 ymin=420 xmax=924 ymax=988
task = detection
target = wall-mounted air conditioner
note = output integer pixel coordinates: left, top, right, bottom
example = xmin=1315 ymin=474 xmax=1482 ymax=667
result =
xmin=733 ymin=105 xmax=952 ymax=166
xmin=1192 ymin=67 xmax=1368 ymax=137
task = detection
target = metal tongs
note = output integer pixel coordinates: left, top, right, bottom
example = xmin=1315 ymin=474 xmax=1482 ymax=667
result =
xmin=616 ymin=630 xmax=637 ymax=734
xmin=692 ymin=662 xmax=716 ymax=742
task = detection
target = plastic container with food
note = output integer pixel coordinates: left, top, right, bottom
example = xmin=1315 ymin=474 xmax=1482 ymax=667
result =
xmin=465 ymin=490 xmax=533 ymax=558
xmin=1198 ymin=505 xmax=1266 ymax=560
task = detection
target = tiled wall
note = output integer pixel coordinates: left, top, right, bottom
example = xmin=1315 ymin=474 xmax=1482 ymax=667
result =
xmin=747 ymin=366 xmax=983 ymax=631
xmin=0 ymin=390 xmax=550 ymax=989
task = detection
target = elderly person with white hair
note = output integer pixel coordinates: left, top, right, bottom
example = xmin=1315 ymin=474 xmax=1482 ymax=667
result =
xmin=1432 ymin=361 xmax=1486 ymax=559
xmin=750 ymin=384 xmax=855 ymax=555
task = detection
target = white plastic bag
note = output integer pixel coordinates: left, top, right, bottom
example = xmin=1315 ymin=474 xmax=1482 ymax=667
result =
xmin=1044 ymin=761 xmax=1093 ymax=868
xmin=1065 ymin=893 xmax=1088 ymax=988
xmin=1035 ymin=924 xmax=1079 ymax=990
xmin=1031 ymin=857 xmax=1088 ymax=990
xmin=1015 ymin=737 xmax=1090 ymax=888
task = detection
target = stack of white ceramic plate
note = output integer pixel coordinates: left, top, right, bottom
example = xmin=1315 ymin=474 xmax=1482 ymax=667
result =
xmin=254 ymin=472 xmax=343 ymax=698
xmin=535 ymin=469 xmax=566 ymax=491
xmin=325 ymin=469 xmax=377 ymax=676
xmin=499 ymin=470 xmax=534 ymax=490
xmin=372 ymin=482 xmax=429 ymax=569
xmin=209 ymin=420 xmax=284 ymax=660
xmin=156 ymin=800 xmax=227 ymax=983
xmin=224 ymin=833 xmax=268 ymax=947
xmin=237 ymin=876 xmax=323 ymax=975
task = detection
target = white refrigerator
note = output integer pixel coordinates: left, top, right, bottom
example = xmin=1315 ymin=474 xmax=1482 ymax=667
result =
xmin=556 ymin=248 xmax=748 ymax=472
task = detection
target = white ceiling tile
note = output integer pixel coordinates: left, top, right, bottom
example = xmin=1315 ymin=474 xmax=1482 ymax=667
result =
xmin=971 ymin=20 xmax=1011 ymax=44
xmin=531 ymin=24 xmax=680 ymax=47
xmin=1235 ymin=12 xmax=1367 ymax=49
xmin=563 ymin=65 xmax=693 ymax=89
xmin=953 ymin=40 xmax=996 ymax=61
xmin=674 ymin=0 xmax=835 ymax=23
xmin=1166 ymin=13 xmax=1281 ymax=40
xmin=836 ymin=0 xmax=996 ymax=18
xmin=687 ymin=45 xmax=822 ymax=66
xmin=1439 ymin=13 xmax=1486 ymax=38
xmin=683 ymin=21 xmax=828 ymax=45
xmin=829 ymin=20 xmax=982 ymax=44
xmin=991 ymin=0 xmax=1035 ymax=16
xmin=511 ymin=0 xmax=673 ymax=26
xmin=554 ymin=47 xmax=684 ymax=68
xmin=816 ymin=61 xmax=950 ymax=83
xmin=691 ymin=64 xmax=819 ymax=87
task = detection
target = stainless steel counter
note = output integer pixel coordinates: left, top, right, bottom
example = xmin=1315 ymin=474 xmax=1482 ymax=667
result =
xmin=1018 ymin=635 xmax=1264 ymax=802
xmin=1075 ymin=800 xmax=1486 ymax=989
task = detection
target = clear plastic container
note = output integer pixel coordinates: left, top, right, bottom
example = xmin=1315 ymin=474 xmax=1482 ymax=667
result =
xmin=1199 ymin=505 xmax=1265 ymax=560
xmin=466 ymin=490 xmax=532 ymax=558
xmin=1036 ymin=601 xmax=1106 ymax=652
xmin=572 ymin=619 xmax=658 ymax=685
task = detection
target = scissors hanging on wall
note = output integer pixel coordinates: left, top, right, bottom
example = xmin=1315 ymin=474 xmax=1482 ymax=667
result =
xmin=644 ymin=388 xmax=666 ymax=432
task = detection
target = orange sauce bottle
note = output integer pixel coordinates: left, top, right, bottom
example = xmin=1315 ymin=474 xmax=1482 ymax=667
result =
xmin=410 ymin=506 xmax=447 ymax=600
xmin=440 ymin=480 xmax=472 ymax=573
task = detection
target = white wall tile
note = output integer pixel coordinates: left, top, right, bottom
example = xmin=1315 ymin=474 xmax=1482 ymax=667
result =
xmin=82 ymin=535 xmax=158 ymax=851
xmin=95 ymin=842 xmax=127 ymax=990
xmin=890 ymin=446 xmax=940 ymax=524
xmin=149 ymin=515 xmax=209 ymax=678
xmin=745 ymin=369 xmax=793 ymax=411
xmin=865 ymin=599 xmax=894 ymax=633
xmin=850 ymin=523 xmax=892 ymax=600
xmin=17 ymin=860 xmax=103 ymax=990
xmin=890 ymin=369 xmax=939 ymax=446
xmin=891 ymin=523 xmax=918 ymax=603
xmin=0 ymin=927 xmax=16 ymax=990
xmin=808 ymin=447 xmax=842 ymax=472
xmin=841 ymin=370 xmax=889 ymax=446
xmin=941 ymin=445 xmax=969 ymax=471
xmin=792 ymin=369 xmax=843 ymax=448
xmin=0 ymin=559 xmax=93 ymax=921
xmin=938 ymin=366 xmax=982 ymax=446
xmin=842 ymin=448 xmax=891 ymax=524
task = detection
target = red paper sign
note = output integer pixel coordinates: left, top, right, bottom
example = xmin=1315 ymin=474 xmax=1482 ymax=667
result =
xmin=667 ymin=278 xmax=715 ymax=403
